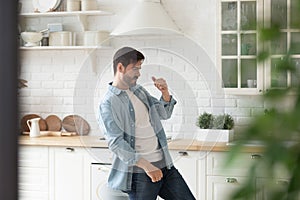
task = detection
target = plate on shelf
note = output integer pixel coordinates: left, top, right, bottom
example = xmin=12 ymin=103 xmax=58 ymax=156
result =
xmin=32 ymin=0 xmax=61 ymax=12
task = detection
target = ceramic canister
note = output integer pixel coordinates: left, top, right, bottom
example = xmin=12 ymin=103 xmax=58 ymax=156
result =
xmin=81 ymin=0 xmax=97 ymax=11
xmin=49 ymin=31 xmax=73 ymax=46
xmin=83 ymin=31 xmax=109 ymax=46
xmin=67 ymin=0 xmax=81 ymax=11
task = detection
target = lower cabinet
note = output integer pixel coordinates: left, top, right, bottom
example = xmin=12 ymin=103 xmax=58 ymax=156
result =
xmin=207 ymin=175 xmax=251 ymax=200
xmin=169 ymin=150 xmax=207 ymax=200
xmin=19 ymin=145 xmax=294 ymax=200
xmin=256 ymin=178 xmax=300 ymax=200
xmin=19 ymin=146 xmax=49 ymax=200
xmin=49 ymin=147 xmax=92 ymax=200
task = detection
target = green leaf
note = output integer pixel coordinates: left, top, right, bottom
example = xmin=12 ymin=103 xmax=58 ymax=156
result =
xmin=257 ymin=51 xmax=270 ymax=62
xmin=259 ymin=25 xmax=281 ymax=41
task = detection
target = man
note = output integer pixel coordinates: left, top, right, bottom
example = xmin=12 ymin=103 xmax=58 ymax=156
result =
xmin=99 ymin=47 xmax=195 ymax=200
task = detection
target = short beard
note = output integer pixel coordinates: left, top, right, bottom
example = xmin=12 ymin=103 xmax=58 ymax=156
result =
xmin=123 ymin=75 xmax=138 ymax=88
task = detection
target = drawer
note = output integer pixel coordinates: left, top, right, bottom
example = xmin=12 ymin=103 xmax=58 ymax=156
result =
xmin=19 ymin=167 xmax=48 ymax=192
xmin=207 ymin=152 xmax=263 ymax=176
xmin=88 ymin=148 xmax=113 ymax=164
xmin=207 ymin=175 xmax=252 ymax=200
xmin=19 ymin=146 xmax=48 ymax=167
xmin=170 ymin=150 xmax=207 ymax=162
xmin=19 ymin=191 xmax=48 ymax=200
xmin=207 ymin=152 xmax=290 ymax=178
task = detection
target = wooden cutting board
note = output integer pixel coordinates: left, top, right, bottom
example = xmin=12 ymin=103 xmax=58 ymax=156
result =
xmin=62 ymin=115 xmax=90 ymax=135
xmin=20 ymin=114 xmax=47 ymax=132
xmin=22 ymin=131 xmax=77 ymax=136
xmin=45 ymin=115 xmax=62 ymax=131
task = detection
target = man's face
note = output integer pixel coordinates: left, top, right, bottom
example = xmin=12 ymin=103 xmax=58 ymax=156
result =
xmin=122 ymin=60 xmax=143 ymax=87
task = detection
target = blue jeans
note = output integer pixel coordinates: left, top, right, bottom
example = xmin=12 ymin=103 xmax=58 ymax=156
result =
xmin=127 ymin=166 xmax=196 ymax=200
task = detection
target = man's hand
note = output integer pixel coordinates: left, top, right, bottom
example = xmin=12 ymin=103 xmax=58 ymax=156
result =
xmin=136 ymin=158 xmax=163 ymax=182
xmin=152 ymin=76 xmax=170 ymax=102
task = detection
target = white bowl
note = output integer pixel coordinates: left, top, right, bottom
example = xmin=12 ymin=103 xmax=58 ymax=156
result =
xmin=21 ymin=32 xmax=43 ymax=47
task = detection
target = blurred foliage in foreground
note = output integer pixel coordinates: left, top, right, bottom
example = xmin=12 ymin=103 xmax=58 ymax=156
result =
xmin=227 ymin=0 xmax=300 ymax=199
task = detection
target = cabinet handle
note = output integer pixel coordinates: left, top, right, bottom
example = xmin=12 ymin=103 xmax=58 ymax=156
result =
xmin=98 ymin=167 xmax=110 ymax=172
xmin=178 ymin=151 xmax=188 ymax=156
xmin=226 ymin=178 xmax=237 ymax=183
xmin=65 ymin=147 xmax=75 ymax=152
xmin=251 ymin=154 xmax=262 ymax=159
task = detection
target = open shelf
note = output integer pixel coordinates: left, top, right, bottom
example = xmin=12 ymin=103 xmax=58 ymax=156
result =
xmin=19 ymin=46 xmax=112 ymax=50
xmin=20 ymin=10 xmax=113 ymax=17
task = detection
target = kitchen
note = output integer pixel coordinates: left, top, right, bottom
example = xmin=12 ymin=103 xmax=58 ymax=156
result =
xmin=4 ymin=0 xmax=299 ymax=199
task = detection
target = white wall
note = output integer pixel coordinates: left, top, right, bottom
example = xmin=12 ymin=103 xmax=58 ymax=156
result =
xmin=19 ymin=0 xmax=283 ymax=138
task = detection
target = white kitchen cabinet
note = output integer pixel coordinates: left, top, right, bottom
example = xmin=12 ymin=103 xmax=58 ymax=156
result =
xmin=169 ymin=150 xmax=207 ymax=200
xmin=207 ymin=175 xmax=252 ymax=200
xmin=206 ymin=151 xmax=257 ymax=200
xmin=207 ymin=151 xmax=263 ymax=176
xmin=49 ymin=146 xmax=93 ymax=200
xmin=19 ymin=146 xmax=49 ymax=200
xmin=219 ymin=0 xmax=300 ymax=94
xmin=256 ymin=177 xmax=300 ymax=200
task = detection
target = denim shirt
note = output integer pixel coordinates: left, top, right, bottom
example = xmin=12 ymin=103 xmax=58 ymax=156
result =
xmin=99 ymin=83 xmax=177 ymax=191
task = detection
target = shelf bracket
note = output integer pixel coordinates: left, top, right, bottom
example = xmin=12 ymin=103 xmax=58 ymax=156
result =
xmin=77 ymin=15 xmax=87 ymax=31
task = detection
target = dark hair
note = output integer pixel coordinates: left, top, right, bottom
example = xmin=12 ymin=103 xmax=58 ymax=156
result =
xmin=113 ymin=47 xmax=145 ymax=75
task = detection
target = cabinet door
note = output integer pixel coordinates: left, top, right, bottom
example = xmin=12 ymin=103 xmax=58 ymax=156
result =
xmin=207 ymin=176 xmax=253 ymax=200
xmin=264 ymin=0 xmax=300 ymax=89
xmin=49 ymin=147 xmax=92 ymax=200
xmin=256 ymin=178 xmax=300 ymax=200
xmin=207 ymin=151 xmax=263 ymax=176
xmin=19 ymin=146 xmax=49 ymax=200
xmin=220 ymin=0 xmax=264 ymax=94
xmin=170 ymin=150 xmax=206 ymax=199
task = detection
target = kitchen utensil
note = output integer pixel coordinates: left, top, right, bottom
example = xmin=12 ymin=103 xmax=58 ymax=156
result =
xmin=45 ymin=115 xmax=62 ymax=131
xmin=21 ymin=114 xmax=48 ymax=132
xmin=62 ymin=115 xmax=90 ymax=135
xmin=27 ymin=118 xmax=41 ymax=137
xmin=21 ymin=32 xmax=43 ymax=47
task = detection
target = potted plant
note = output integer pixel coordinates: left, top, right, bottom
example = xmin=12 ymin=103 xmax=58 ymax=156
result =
xmin=196 ymin=113 xmax=235 ymax=142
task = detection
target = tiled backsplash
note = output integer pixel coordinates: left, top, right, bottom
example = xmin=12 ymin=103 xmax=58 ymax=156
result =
xmin=19 ymin=0 xmax=290 ymax=138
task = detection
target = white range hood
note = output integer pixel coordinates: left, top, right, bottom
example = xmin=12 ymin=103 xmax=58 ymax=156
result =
xmin=110 ymin=0 xmax=181 ymax=36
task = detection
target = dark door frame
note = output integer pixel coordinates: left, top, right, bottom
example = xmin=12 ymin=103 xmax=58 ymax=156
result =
xmin=0 ymin=0 xmax=19 ymax=199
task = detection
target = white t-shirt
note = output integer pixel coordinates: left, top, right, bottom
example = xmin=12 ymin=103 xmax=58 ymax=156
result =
xmin=126 ymin=90 xmax=163 ymax=162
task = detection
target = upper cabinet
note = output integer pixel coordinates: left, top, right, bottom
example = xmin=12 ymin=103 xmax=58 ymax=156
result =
xmin=219 ymin=0 xmax=300 ymax=95
xmin=264 ymin=0 xmax=300 ymax=89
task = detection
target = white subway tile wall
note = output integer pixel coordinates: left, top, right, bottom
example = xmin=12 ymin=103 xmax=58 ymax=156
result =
xmin=19 ymin=0 xmax=282 ymax=138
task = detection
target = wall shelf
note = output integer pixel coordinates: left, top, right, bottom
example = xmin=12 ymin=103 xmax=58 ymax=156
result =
xmin=19 ymin=10 xmax=113 ymax=17
xmin=19 ymin=46 xmax=112 ymax=50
